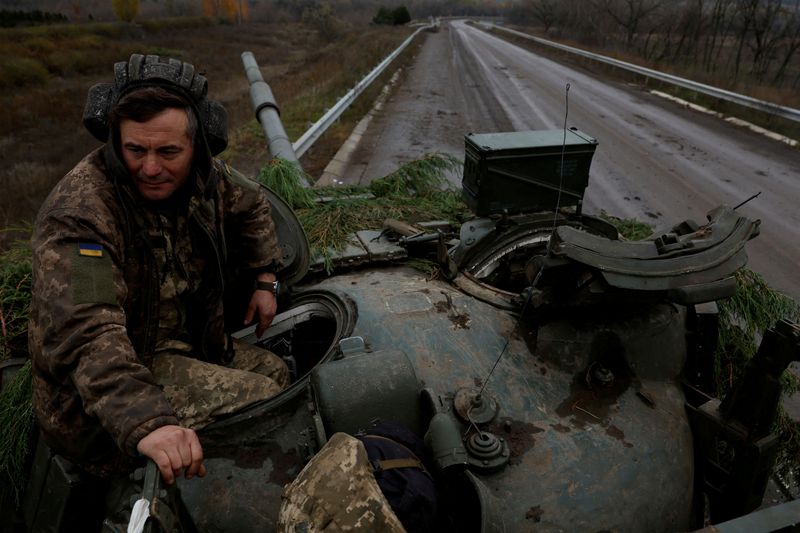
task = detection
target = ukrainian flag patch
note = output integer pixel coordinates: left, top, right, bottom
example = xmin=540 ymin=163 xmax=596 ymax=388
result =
xmin=78 ymin=243 xmax=103 ymax=258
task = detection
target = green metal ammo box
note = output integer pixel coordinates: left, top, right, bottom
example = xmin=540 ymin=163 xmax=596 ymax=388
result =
xmin=462 ymin=128 xmax=598 ymax=216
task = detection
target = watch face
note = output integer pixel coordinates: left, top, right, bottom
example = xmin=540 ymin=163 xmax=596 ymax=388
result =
xmin=255 ymin=280 xmax=279 ymax=294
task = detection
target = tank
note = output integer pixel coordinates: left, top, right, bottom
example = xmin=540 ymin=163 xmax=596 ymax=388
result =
xmin=15 ymin=61 xmax=800 ymax=533
xmin=171 ymin=65 xmax=798 ymax=532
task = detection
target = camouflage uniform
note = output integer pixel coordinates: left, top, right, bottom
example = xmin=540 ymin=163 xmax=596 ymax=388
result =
xmin=278 ymin=433 xmax=407 ymax=532
xmin=29 ymin=143 xmax=285 ymax=477
xmin=151 ymin=339 xmax=288 ymax=430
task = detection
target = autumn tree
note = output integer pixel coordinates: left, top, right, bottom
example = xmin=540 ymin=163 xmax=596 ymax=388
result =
xmin=203 ymin=0 xmax=249 ymax=24
xmin=112 ymin=0 xmax=139 ymax=22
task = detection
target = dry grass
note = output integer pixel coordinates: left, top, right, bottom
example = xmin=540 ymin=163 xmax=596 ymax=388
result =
xmin=0 ymin=19 xmax=413 ymax=248
xmin=216 ymin=23 xmax=416 ymax=177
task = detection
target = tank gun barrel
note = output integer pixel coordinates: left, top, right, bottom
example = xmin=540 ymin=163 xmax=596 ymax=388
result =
xmin=241 ymin=51 xmax=310 ymax=187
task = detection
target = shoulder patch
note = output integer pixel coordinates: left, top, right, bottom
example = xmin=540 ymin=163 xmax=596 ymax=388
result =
xmin=78 ymin=243 xmax=103 ymax=257
xmin=72 ymin=244 xmax=116 ymax=305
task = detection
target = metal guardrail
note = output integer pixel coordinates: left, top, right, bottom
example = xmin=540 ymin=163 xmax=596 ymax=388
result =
xmin=489 ymin=24 xmax=800 ymax=124
xmin=292 ymin=25 xmax=430 ymax=158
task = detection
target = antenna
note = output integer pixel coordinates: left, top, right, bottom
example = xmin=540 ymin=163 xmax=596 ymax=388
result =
xmin=733 ymin=191 xmax=761 ymax=210
xmin=547 ymin=82 xmax=571 ymax=254
xmin=469 ymin=83 xmax=573 ymax=432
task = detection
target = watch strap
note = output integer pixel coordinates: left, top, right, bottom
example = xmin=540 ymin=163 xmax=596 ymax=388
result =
xmin=254 ymin=280 xmax=279 ymax=295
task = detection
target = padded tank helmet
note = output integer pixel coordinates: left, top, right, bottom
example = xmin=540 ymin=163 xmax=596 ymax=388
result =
xmin=82 ymin=54 xmax=228 ymax=155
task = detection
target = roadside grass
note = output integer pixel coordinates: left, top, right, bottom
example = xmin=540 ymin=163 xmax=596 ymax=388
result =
xmin=0 ymin=17 xmax=212 ymax=89
xmin=716 ymin=269 xmax=800 ymax=490
xmin=3 ymin=162 xmax=61 ymax=225
xmin=0 ymin=360 xmax=33 ymax=507
xmin=221 ymin=25 xmax=417 ymax=178
xmin=599 ymin=211 xmax=654 ymax=241
xmin=0 ymin=236 xmax=32 ymax=361
xmin=0 ymin=57 xmax=50 ymax=87
xmin=0 ymin=236 xmax=33 ymax=508
xmin=294 ymin=33 xmax=422 ymax=178
xmin=272 ymin=28 xmax=416 ymax=146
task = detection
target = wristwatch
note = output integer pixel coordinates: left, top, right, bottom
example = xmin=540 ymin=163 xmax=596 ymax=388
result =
xmin=254 ymin=279 xmax=280 ymax=296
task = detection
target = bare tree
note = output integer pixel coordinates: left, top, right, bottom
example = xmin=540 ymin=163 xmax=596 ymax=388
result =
xmin=730 ymin=0 xmax=755 ymax=82
xmin=772 ymin=2 xmax=800 ymax=86
xmin=530 ymin=0 xmax=559 ymax=32
xmin=747 ymin=0 xmax=784 ymax=80
xmin=503 ymin=0 xmax=799 ymax=93
xmin=592 ymin=0 xmax=662 ymax=48
xmin=703 ymin=0 xmax=735 ymax=73
xmin=668 ymin=0 xmax=703 ymax=64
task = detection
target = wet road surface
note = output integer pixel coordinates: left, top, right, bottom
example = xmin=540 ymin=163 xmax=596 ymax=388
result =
xmin=335 ymin=20 xmax=800 ymax=299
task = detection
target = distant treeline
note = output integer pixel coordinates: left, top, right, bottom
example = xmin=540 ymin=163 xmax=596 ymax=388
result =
xmin=372 ymin=5 xmax=411 ymax=25
xmin=0 ymin=9 xmax=68 ymax=27
xmin=508 ymin=0 xmax=800 ymax=90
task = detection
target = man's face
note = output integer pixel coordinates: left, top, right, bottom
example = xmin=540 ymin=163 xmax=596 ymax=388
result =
xmin=120 ymin=107 xmax=194 ymax=202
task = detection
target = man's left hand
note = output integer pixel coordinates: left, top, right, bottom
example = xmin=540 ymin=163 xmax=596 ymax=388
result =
xmin=245 ymin=272 xmax=277 ymax=338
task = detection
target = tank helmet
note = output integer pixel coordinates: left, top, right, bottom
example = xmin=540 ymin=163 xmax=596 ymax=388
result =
xmin=82 ymin=54 xmax=228 ymax=155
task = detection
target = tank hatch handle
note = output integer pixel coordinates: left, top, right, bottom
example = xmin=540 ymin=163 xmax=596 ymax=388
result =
xmin=338 ymin=336 xmax=366 ymax=357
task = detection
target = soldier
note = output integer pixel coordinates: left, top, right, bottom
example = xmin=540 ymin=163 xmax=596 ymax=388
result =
xmin=28 ymin=54 xmax=289 ymax=489
xmin=279 ymin=433 xmax=408 ymax=532
xmin=279 ymin=424 xmax=438 ymax=532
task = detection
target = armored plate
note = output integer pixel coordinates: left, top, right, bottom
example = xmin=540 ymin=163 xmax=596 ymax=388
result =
xmin=182 ymin=267 xmax=694 ymax=532
xmin=261 ymin=184 xmax=310 ymax=286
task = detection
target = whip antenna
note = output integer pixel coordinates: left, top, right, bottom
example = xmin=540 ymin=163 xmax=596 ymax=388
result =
xmin=472 ymin=83 xmax=573 ymax=418
xmin=547 ymin=82 xmax=571 ymax=254
xmin=733 ymin=191 xmax=761 ymax=210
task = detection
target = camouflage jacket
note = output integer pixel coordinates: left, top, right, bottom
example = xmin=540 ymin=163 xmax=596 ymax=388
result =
xmin=29 ymin=147 xmax=281 ymax=474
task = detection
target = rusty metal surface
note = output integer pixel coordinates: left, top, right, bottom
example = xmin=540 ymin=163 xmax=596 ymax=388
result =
xmin=314 ymin=266 xmax=694 ymax=532
xmin=177 ymin=265 xmax=694 ymax=531
xmin=179 ymin=394 xmax=315 ymax=531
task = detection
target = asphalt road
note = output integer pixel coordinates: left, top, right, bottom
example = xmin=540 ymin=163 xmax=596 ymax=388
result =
xmin=333 ymin=20 xmax=800 ymax=300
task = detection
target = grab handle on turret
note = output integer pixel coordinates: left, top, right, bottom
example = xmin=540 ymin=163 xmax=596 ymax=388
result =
xmin=686 ymin=319 xmax=800 ymax=523
xmin=720 ymin=319 xmax=800 ymax=439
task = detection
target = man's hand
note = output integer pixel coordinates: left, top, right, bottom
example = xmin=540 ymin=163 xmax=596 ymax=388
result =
xmin=245 ymin=272 xmax=278 ymax=338
xmin=136 ymin=425 xmax=206 ymax=484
